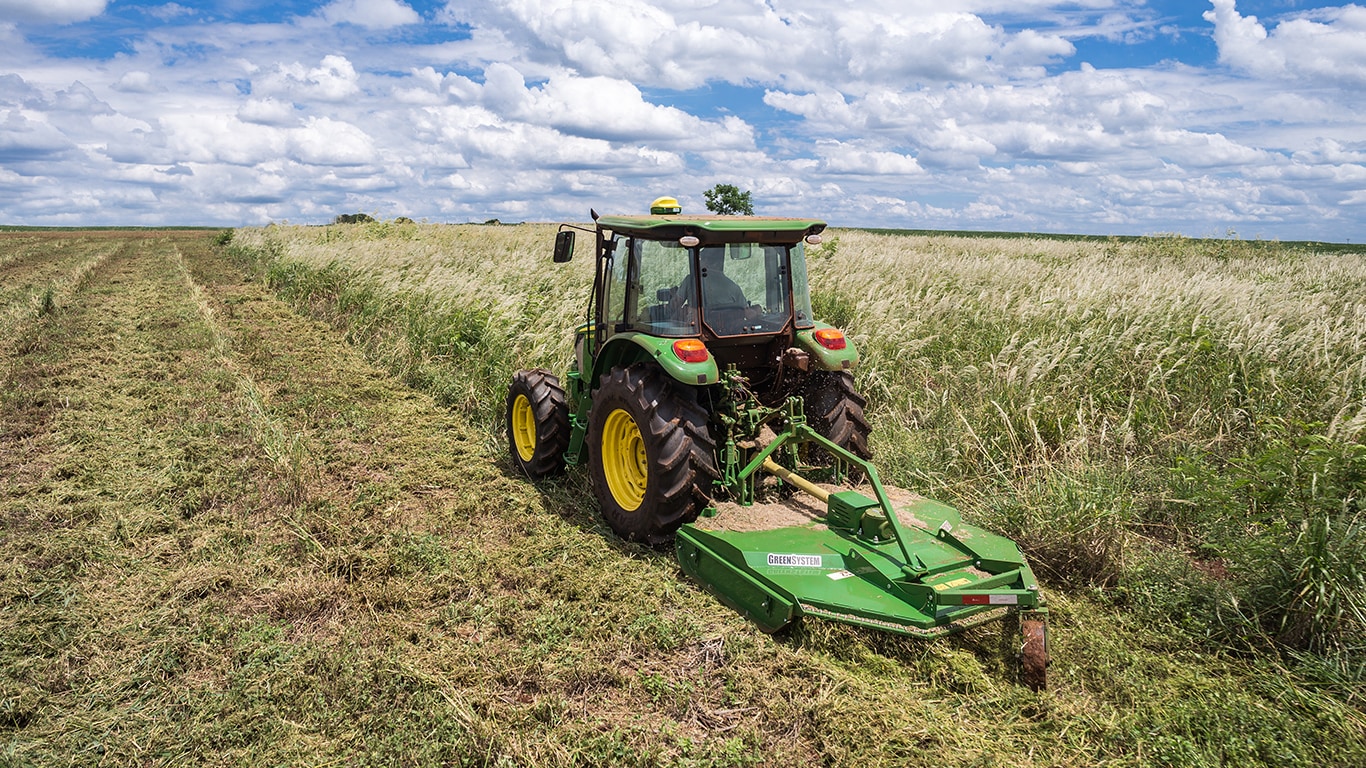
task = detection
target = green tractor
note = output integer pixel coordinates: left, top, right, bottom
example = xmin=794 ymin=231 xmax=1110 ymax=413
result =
xmin=506 ymin=198 xmax=1049 ymax=689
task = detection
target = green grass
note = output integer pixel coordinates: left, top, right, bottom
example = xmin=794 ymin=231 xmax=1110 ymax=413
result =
xmin=2 ymin=228 xmax=1364 ymax=766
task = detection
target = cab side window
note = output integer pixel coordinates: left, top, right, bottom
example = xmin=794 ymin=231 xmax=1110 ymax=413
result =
xmin=634 ymin=239 xmax=696 ymax=335
xmin=602 ymin=236 xmax=629 ymax=336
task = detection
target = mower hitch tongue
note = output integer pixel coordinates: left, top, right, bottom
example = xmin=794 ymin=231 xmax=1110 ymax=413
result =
xmin=507 ymin=200 xmax=1049 ymax=690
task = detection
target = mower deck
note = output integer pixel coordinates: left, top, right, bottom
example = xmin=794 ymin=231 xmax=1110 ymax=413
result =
xmin=676 ymin=485 xmax=1043 ymax=637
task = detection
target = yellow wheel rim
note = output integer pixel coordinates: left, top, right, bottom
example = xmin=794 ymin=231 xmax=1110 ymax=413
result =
xmin=511 ymin=393 xmax=537 ymax=462
xmin=602 ymin=408 xmax=647 ymax=512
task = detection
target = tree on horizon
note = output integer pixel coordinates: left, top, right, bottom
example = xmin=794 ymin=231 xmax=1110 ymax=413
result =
xmin=703 ymin=184 xmax=754 ymax=216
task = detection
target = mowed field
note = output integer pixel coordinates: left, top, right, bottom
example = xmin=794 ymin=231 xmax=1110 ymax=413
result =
xmin=2 ymin=227 xmax=1364 ymax=767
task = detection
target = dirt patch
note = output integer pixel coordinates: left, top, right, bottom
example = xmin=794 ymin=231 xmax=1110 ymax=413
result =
xmin=1191 ymin=557 xmax=1232 ymax=581
xmin=694 ymin=479 xmax=931 ymax=532
xmin=695 ymin=492 xmax=827 ymax=532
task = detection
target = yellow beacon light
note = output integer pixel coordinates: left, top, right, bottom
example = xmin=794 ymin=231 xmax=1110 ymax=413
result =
xmin=649 ymin=196 xmax=682 ymax=215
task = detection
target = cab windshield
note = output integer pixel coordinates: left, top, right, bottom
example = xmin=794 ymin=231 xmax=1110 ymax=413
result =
xmin=698 ymin=244 xmax=789 ymax=336
xmin=607 ymin=238 xmax=813 ymax=337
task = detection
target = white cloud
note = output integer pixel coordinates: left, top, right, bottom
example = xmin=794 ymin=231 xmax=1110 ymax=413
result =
xmin=443 ymin=1 xmax=1074 ymax=91
xmin=1295 ymin=138 xmax=1366 ymax=166
xmin=142 ymin=3 xmax=196 ymax=22
xmin=319 ymin=0 xmax=421 ymax=30
xmin=1205 ymin=0 xmax=1366 ymax=85
xmin=450 ymin=0 xmax=751 ymax=90
xmin=812 ymin=141 xmax=925 ymax=175
xmin=288 ymin=117 xmax=377 ymax=166
xmin=51 ymin=81 xmax=112 ymax=115
xmin=254 ymin=55 xmax=361 ymax=102
xmin=762 ymin=90 xmax=867 ymax=134
xmin=0 ymin=73 xmax=45 ymax=108
xmin=835 ymin=11 xmax=1072 ymax=82
xmin=160 ymin=113 xmax=287 ymax=166
xmin=1149 ymin=128 xmax=1273 ymax=168
xmin=113 ymin=71 xmax=157 ymax=94
xmin=416 ymin=102 xmax=687 ymax=175
xmin=0 ymin=109 xmax=72 ymax=160
xmin=0 ymin=0 xmax=106 ymax=24
xmin=238 ymin=98 xmax=297 ymax=127
xmin=478 ymin=65 xmax=754 ymax=149
xmin=920 ymin=119 xmax=998 ymax=168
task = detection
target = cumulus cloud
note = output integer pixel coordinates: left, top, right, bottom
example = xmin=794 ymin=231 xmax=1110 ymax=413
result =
xmin=51 ymin=81 xmax=113 ymax=114
xmin=319 ymin=0 xmax=421 ymax=30
xmin=479 ymin=64 xmax=754 ymax=149
xmin=1205 ymin=0 xmax=1366 ymax=85
xmin=160 ymin=113 xmax=287 ymax=166
xmin=0 ymin=0 xmax=107 ymax=24
xmin=443 ymin=0 xmax=1074 ymax=91
xmin=416 ymin=102 xmax=686 ymax=175
xmin=288 ymin=117 xmax=377 ymax=166
xmin=835 ymin=11 xmax=1072 ymax=82
xmin=142 ymin=3 xmax=196 ymax=22
xmin=0 ymin=73 xmax=44 ymax=108
xmin=811 ymin=141 xmax=925 ymax=175
xmin=113 ymin=71 xmax=157 ymax=94
xmin=444 ymin=0 xmax=754 ymax=90
xmin=0 ymin=110 xmax=73 ymax=162
xmin=393 ymin=67 xmax=480 ymax=105
xmin=254 ymin=55 xmax=361 ymax=102
xmin=238 ymin=98 xmax=298 ymax=127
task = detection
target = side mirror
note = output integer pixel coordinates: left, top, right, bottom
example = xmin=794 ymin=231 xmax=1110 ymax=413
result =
xmin=553 ymin=230 xmax=575 ymax=263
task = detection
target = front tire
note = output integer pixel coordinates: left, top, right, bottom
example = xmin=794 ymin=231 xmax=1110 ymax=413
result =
xmin=506 ymin=369 xmax=570 ymax=479
xmin=588 ymin=364 xmax=718 ymax=545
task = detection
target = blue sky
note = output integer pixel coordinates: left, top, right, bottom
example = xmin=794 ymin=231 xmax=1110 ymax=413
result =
xmin=2 ymin=1 xmax=1365 ymax=240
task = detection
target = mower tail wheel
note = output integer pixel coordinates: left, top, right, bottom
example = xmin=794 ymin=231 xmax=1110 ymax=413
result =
xmin=1022 ymin=617 xmax=1048 ymax=692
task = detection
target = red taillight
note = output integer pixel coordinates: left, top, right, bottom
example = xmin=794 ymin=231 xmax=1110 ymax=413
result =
xmin=672 ymin=339 xmax=710 ymax=364
xmin=814 ymin=328 xmax=847 ymax=350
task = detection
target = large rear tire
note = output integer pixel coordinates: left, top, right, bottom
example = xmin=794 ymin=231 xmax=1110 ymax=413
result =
xmin=588 ymin=364 xmax=718 ymax=546
xmin=506 ymin=369 xmax=570 ymax=479
xmin=802 ymin=370 xmax=872 ymax=463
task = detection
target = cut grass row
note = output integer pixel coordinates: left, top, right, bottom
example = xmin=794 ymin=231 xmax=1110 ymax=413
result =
xmin=2 ymin=230 xmax=1363 ymax=766
xmin=0 ymin=231 xmax=136 ymax=359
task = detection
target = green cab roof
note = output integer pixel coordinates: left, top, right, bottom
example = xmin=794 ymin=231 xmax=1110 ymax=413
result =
xmin=594 ymin=214 xmax=826 ymax=244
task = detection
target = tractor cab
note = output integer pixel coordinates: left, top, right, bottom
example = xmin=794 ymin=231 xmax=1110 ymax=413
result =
xmin=554 ymin=197 xmax=848 ymax=402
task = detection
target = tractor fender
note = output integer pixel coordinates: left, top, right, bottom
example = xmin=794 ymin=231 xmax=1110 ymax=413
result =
xmin=591 ymin=332 xmax=720 ymax=389
xmin=795 ymin=323 xmax=860 ymax=371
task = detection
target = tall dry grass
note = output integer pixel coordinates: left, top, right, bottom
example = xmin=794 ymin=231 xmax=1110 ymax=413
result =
xmin=811 ymin=230 xmax=1365 ymax=655
xmin=232 ymin=222 xmax=1366 ymax=657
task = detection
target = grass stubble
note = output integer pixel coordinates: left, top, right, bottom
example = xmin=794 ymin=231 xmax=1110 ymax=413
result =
xmin=0 ymin=226 xmax=1361 ymax=766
